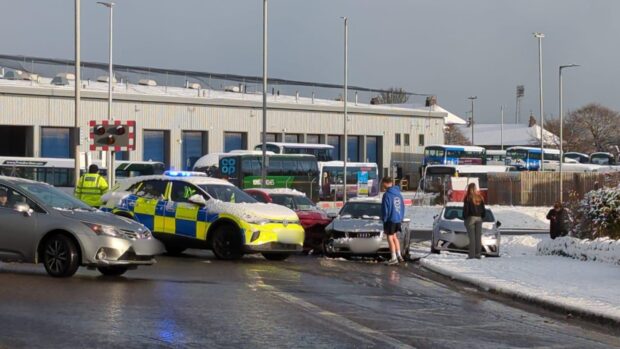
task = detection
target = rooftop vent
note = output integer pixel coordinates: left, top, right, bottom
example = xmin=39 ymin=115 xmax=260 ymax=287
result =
xmin=224 ymin=85 xmax=240 ymax=93
xmin=187 ymin=82 xmax=201 ymax=90
xmin=138 ymin=79 xmax=157 ymax=86
xmin=51 ymin=76 xmax=70 ymax=86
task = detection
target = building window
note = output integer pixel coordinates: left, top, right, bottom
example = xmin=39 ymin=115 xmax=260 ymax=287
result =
xmin=262 ymin=133 xmax=281 ymax=143
xmin=284 ymin=134 xmax=302 ymax=143
xmin=224 ymin=132 xmax=247 ymax=152
xmin=366 ymin=136 xmax=378 ymax=164
xmin=404 ymin=134 xmax=410 ymax=146
xmin=327 ymin=135 xmax=341 ymax=160
xmin=41 ymin=127 xmax=71 ymax=158
xmin=395 ymin=133 xmax=401 ymax=146
xmin=143 ymin=130 xmax=170 ymax=166
xmin=182 ymin=131 xmax=207 ymax=170
xmin=419 ymin=134 xmax=425 ymax=146
xmin=306 ymin=134 xmax=321 ymax=144
xmin=347 ymin=136 xmax=360 ymax=162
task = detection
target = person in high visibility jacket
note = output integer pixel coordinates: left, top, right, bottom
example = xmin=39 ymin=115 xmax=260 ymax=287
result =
xmin=75 ymin=164 xmax=109 ymax=207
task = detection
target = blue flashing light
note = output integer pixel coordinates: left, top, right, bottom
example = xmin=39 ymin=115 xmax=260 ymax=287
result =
xmin=164 ymin=170 xmax=206 ymax=177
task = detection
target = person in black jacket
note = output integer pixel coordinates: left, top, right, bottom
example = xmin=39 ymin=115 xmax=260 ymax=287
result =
xmin=546 ymin=202 xmax=570 ymax=239
xmin=463 ymin=183 xmax=486 ymax=259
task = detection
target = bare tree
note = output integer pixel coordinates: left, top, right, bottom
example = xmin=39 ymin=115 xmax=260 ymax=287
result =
xmin=372 ymin=87 xmax=409 ymax=104
xmin=444 ymin=125 xmax=471 ymax=145
xmin=567 ymin=103 xmax=620 ymax=153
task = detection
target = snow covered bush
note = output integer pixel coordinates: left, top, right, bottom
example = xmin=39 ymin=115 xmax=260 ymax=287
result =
xmin=537 ymin=236 xmax=620 ymax=265
xmin=572 ymin=185 xmax=620 ymax=239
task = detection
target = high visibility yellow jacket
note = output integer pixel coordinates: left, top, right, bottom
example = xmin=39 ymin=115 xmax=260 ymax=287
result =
xmin=75 ymin=173 xmax=109 ymax=207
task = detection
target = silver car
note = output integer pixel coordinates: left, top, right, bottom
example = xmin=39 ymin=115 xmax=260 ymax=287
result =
xmin=323 ymin=198 xmax=411 ymax=259
xmin=0 ymin=176 xmax=163 ymax=277
xmin=431 ymin=203 xmax=501 ymax=256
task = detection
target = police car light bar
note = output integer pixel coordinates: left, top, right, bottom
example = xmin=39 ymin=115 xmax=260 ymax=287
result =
xmin=164 ymin=171 xmax=207 ymax=177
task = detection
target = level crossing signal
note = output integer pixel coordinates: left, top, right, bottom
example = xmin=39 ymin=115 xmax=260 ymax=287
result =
xmin=89 ymin=120 xmax=136 ymax=151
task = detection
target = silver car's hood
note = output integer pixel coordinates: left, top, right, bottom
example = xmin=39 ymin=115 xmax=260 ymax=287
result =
xmin=329 ymin=218 xmax=383 ymax=233
xmin=57 ymin=209 xmax=146 ymax=231
xmin=437 ymin=219 xmax=496 ymax=232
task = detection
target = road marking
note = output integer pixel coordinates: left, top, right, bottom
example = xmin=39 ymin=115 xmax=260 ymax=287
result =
xmin=250 ymin=274 xmax=416 ymax=349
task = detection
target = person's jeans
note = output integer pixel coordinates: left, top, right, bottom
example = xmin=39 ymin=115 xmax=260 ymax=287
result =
xmin=465 ymin=216 xmax=483 ymax=258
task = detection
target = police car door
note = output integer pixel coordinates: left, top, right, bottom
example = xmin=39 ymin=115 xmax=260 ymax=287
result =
xmin=132 ymin=180 xmax=168 ymax=233
xmin=168 ymin=181 xmax=207 ymax=240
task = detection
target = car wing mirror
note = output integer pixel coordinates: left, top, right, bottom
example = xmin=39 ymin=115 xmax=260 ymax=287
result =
xmin=14 ymin=203 xmax=33 ymax=217
xmin=402 ymin=218 xmax=411 ymax=223
xmin=327 ymin=212 xmax=338 ymax=219
xmin=188 ymin=194 xmax=207 ymax=206
xmin=496 ymin=221 xmax=502 ymax=228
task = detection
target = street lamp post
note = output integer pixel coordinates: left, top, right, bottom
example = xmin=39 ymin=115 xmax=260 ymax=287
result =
xmin=468 ymin=96 xmax=477 ymax=145
xmin=74 ymin=0 xmax=81 ymax=185
xmin=261 ymin=0 xmax=268 ymax=187
xmin=98 ymin=1 xmax=115 ymax=185
xmin=558 ymin=63 xmax=579 ymax=202
xmin=534 ymin=32 xmax=545 ymax=170
xmin=342 ymin=16 xmax=349 ymax=202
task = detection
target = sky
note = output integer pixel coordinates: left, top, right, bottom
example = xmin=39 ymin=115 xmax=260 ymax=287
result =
xmin=1 ymin=0 xmax=619 ymax=123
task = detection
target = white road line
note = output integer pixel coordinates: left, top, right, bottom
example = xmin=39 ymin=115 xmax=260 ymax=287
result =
xmin=251 ymin=275 xmax=417 ymax=349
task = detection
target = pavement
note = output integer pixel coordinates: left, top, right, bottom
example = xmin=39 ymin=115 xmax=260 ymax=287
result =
xmin=0 ymin=251 xmax=619 ymax=348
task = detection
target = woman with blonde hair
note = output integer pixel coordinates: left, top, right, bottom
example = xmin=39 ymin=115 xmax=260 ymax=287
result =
xmin=463 ymin=182 xmax=486 ymax=259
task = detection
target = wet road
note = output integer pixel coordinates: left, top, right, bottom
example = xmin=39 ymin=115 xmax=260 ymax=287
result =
xmin=0 ymin=252 xmax=618 ymax=348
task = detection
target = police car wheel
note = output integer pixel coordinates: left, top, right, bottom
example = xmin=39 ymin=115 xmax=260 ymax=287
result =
xmin=42 ymin=234 xmax=80 ymax=278
xmin=164 ymin=244 xmax=187 ymax=256
xmin=212 ymin=225 xmax=243 ymax=260
xmin=97 ymin=266 xmax=128 ymax=276
xmin=262 ymin=253 xmax=290 ymax=261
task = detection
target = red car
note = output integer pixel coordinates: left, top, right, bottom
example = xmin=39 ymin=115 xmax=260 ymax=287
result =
xmin=245 ymin=188 xmax=332 ymax=253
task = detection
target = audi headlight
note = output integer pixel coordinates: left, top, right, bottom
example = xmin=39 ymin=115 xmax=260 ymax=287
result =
xmin=83 ymin=222 xmax=122 ymax=238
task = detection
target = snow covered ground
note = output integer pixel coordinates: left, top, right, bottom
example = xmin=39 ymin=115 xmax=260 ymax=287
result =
xmin=412 ymin=235 xmax=620 ymax=323
xmin=406 ymin=205 xmax=549 ymax=231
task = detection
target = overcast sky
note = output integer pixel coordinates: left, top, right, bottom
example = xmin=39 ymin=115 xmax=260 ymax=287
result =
xmin=1 ymin=0 xmax=619 ymax=123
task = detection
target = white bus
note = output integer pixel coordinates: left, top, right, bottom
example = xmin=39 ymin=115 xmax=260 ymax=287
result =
xmin=485 ymin=150 xmax=506 ymax=166
xmin=421 ymin=164 xmax=512 ymax=194
xmin=318 ymin=161 xmax=379 ymax=200
xmin=0 ymin=157 xmax=165 ymax=188
xmin=253 ymin=142 xmax=335 ymax=161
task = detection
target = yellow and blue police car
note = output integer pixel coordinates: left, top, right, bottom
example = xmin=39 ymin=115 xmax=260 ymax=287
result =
xmin=100 ymin=171 xmax=304 ymax=260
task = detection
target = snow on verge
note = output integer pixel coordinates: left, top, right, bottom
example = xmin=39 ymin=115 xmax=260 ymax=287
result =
xmin=537 ymin=236 xmax=620 ymax=265
xmin=416 ymin=235 xmax=620 ymax=324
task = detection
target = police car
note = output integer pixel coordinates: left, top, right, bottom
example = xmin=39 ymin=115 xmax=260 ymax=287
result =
xmin=101 ymin=171 xmax=304 ymax=260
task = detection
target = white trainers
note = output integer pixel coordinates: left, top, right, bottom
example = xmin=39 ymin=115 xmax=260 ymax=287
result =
xmin=386 ymin=258 xmax=399 ymax=265
xmin=397 ymin=256 xmax=405 ymax=263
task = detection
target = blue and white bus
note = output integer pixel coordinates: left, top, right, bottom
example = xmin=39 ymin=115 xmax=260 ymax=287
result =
xmin=505 ymin=146 xmax=560 ymax=171
xmin=422 ymin=145 xmax=486 ymax=167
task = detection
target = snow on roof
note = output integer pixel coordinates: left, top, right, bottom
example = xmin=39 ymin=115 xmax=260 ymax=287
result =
xmin=115 ymin=174 xmax=233 ymax=189
xmin=506 ymin=146 xmax=560 ymax=154
xmin=262 ymin=142 xmax=334 ymax=149
xmin=456 ymin=124 xmax=559 ymax=147
xmin=386 ymin=103 xmax=467 ymax=125
xmin=348 ymin=196 xmax=382 ymax=203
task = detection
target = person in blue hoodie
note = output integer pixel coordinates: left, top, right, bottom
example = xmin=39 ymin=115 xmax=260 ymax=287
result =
xmin=381 ymin=176 xmax=405 ymax=265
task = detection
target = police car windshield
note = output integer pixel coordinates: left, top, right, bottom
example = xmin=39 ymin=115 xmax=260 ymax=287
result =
xmin=16 ymin=183 xmax=94 ymax=211
xmin=340 ymin=202 xmax=381 ymax=219
xmin=199 ymin=185 xmax=256 ymax=204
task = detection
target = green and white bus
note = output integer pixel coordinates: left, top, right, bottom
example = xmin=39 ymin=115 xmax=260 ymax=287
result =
xmin=193 ymin=151 xmax=320 ymax=201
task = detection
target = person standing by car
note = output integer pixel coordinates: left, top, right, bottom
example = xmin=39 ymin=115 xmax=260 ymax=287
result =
xmin=381 ymin=176 xmax=405 ymax=265
xmin=463 ymin=182 xmax=486 ymax=259
xmin=75 ymin=164 xmax=109 ymax=208
xmin=546 ymin=202 xmax=570 ymax=239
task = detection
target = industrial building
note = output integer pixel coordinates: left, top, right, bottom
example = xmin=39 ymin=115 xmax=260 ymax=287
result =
xmin=0 ymin=59 xmax=452 ymax=182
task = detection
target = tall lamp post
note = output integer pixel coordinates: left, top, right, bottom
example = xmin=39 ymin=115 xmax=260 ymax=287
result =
xmin=74 ymin=0 xmax=81 ymax=184
xmin=468 ymin=96 xmax=477 ymax=145
xmin=558 ymin=64 xmax=579 ymax=202
xmin=261 ymin=0 xmax=268 ymax=187
xmin=341 ymin=16 xmax=349 ymax=202
xmin=97 ymin=1 xmax=115 ymax=185
xmin=533 ymin=32 xmax=545 ymax=170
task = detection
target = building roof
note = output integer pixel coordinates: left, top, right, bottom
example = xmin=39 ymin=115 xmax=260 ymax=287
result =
xmin=388 ymin=103 xmax=467 ymax=125
xmin=456 ymin=124 xmax=559 ymax=147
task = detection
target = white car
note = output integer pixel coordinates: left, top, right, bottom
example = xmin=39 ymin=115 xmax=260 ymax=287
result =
xmin=431 ymin=203 xmax=501 ymax=257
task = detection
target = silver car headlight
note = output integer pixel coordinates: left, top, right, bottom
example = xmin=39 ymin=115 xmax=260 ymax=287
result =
xmin=83 ymin=222 xmax=123 ymax=238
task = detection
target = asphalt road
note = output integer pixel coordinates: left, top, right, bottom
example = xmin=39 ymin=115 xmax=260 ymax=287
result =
xmin=0 ymin=252 xmax=618 ymax=349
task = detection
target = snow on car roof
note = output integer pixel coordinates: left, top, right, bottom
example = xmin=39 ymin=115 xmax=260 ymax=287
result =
xmin=246 ymin=188 xmax=307 ymax=196
xmin=348 ymin=197 xmax=382 ymax=204
xmin=114 ymin=174 xmax=233 ymax=190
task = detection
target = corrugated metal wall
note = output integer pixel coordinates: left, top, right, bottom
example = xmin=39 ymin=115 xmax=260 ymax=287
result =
xmin=0 ymin=90 xmax=445 ymax=175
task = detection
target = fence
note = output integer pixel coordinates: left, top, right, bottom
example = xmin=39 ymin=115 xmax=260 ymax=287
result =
xmin=488 ymin=172 xmax=620 ymax=206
